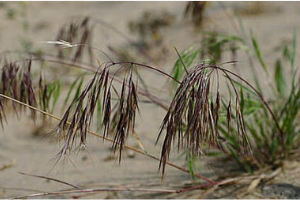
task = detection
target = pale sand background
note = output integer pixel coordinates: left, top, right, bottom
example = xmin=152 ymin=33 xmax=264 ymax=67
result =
xmin=0 ymin=2 xmax=300 ymax=199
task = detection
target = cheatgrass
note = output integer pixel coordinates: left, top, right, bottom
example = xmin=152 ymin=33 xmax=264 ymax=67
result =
xmin=0 ymin=13 xmax=299 ymax=199
xmin=171 ymin=29 xmax=299 ymax=173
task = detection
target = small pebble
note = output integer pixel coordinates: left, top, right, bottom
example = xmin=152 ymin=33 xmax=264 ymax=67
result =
xmin=81 ymin=155 xmax=88 ymax=161
xmin=127 ymin=150 xmax=135 ymax=158
xmin=104 ymin=154 xmax=117 ymax=161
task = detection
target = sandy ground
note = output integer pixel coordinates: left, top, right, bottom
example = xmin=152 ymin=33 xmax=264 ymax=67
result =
xmin=0 ymin=1 xmax=300 ymax=199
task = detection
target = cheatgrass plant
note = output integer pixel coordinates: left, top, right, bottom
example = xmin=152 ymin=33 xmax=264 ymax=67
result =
xmin=157 ymin=61 xmax=254 ymax=175
xmin=54 ymin=62 xmax=141 ymax=162
xmin=0 ymin=16 xmax=252 ymax=175
xmin=172 ymin=30 xmax=299 ymax=173
xmin=0 ymin=15 xmax=298 ymax=198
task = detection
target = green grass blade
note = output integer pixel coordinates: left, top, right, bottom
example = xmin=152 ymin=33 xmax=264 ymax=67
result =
xmin=51 ymin=81 xmax=61 ymax=113
xmin=246 ymin=122 xmax=261 ymax=148
xmin=74 ymin=76 xmax=84 ymax=102
xmin=240 ymin=86 xmax=244 ymax=113
xmin=254 ymin=113 xmax=270 ymax=149
xmin=63 ymin=76 xmax=84 ymax=108
xmin=291 ymin=28 xmax=297 ymax=71
xmin=251 ymin=31 xmax=269 ymax=75
xmin=174 ymin=47 xmax=188 ymax=75
xmin=186 ymin=152 xmax=196 ymax=180
xmin=291 ymin=29 xmax=297 ymax=91
xmin=172 ymin=46 xmax=199 ymax=89
xmin=274 ymin=59 xmax=286 ymax=98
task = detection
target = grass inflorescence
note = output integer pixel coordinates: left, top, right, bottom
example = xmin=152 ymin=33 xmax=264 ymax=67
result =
xmin=157 ymin=62 xmax=252 ymax=175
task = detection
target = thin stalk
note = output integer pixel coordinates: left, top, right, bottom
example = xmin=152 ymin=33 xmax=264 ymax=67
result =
xmin=108 ymin=61 xmax=180 ymax=84
xmin=19 ymin=172 xmax=81 ymax=189
xmin=174 ymin=47 xmax=189 ymax=75
xmin=0 ymin=94 xmax=214 ymax=183
xmin=12 ymin=188 xmax=176 ymax=199
xmin=11 ymin=181 xmax=219 ymax=199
